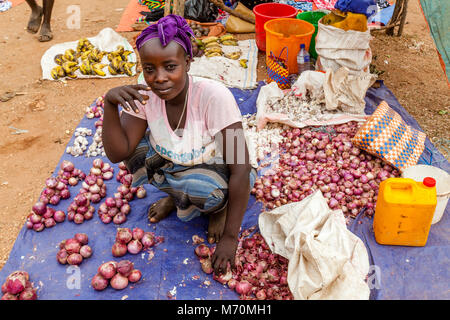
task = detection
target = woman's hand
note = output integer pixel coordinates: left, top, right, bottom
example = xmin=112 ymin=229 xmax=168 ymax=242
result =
xmin=211 ymin=234 xmax=237 ymax=276
xmin=104 ymin=84 xmax=150 ymax=113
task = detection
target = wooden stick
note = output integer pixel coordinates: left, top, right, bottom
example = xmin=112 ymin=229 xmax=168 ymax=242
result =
xmin=207 ymin=0 xmax=255 ymax=24
xmin=397 ymin=0 xmax=409 ymax=36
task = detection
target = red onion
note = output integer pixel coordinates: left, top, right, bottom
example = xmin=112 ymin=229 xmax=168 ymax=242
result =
xmin=112 ymin=242 xmax=128 ymax=257
xmin=65 ymin=238 xmax=81 ymax=254
xmin=61 ymin=160 xmax=74 ymax=172
xmin=235 ymin=280 xmax=252 ymax=295
xmin=116 ymin=228 xmax=133 ymax=244
xmin=80 ymin=245 xmax=92 ymax=258
xmin=128 ymin=269 xmax=142 ymax=283
xmin=256 ymin=289 xmax=266 ymax=300
xmin=73 ymin=213 xmax=85 ymax=224
xmin=117 ymin=260 xmax=134 ymax=277
xmin=136 ymin=186 xmax=146 ymax=199
xmin=103 ymin=171 xmax=113 ymax=180
xmin=32 ymin=202 xmax=47 ymax=215
xmin=200 ymin=258 xmax=213 ymax=274
xmin=113 ymin=213 xmax=127 ymax=224
xmin=98 ymin=261 xmax=117 ymax=279
xmin=67 ymin=253 xmax=83 ymax=265
xmin=120 ymin=203 xmax=131 ymax=215
xmin=141 ymin=232 xmax=156 ymax=248
xmin=105 ymin=197 xmax=116 ymax=208
xmin=127 ymin=240 xmax=142 ymax=254
xmin=91 ymin=274 xmax=108 ymax=291
xmin=110 ymin=273 xmax=128 ymax=290
xmin=57 ymin=249 xmax=69 ymax=264
xmin=44 ymin=218 xmax=56 ymax=228
xmin=5 ymin=271 xmax=28 ymax=294
xmin=75 ymin=194 xmax=88 ymax=207
xmin=195 ymin=244 xmax=211 ymax=258
xmin=32 ymin=223 xmax=44 ymax=232
xmin=132 ymin=228 xmax=145 ymax=241
xmin=19 ymin=287 xmax=37 ymax=300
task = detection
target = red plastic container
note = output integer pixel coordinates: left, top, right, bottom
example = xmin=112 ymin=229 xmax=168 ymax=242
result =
xmin=253 ymin=3 xmax=298 ymax=52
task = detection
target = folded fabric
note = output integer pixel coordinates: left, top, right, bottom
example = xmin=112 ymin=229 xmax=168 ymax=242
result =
xmin=259 ymin=190 xmax=370 ymax=300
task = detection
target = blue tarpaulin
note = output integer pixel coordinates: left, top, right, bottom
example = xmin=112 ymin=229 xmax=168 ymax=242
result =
xmin=0 ymin=80 xmax=448 ymax=300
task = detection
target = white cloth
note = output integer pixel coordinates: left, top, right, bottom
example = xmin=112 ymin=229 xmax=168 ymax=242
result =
xmin=188 ymin=39 xmax=258 ymax=90
xmin=259 ymin=190 xmax=370 ymax=300
xmin=41 ymin=28 xmax=137 ymax=80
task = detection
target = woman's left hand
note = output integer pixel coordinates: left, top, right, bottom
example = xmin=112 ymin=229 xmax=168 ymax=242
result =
xmin=211 ymin=234 xmax=237 ymax=276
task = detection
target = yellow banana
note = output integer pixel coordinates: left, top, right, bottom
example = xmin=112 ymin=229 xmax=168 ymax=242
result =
xmin=108 ymin=65 xmax=118 ymax=75
xmin=54 ymin=54 xmax=64 ymax=65
xmin=225 ymin=51 xmax=241 ymax=60
xmin=56 ymin=66 xmax=66 ymax=78
xmin=66 ymin=72 xmax=78 ymax=79
xmin=92 ymin=67 xmax=106 ymax=76
xmin=205 ymin=47 xmax=222 ymax=54
xmin=221 ymin=40 xmax=238 ymax=46
xmin=62 ymin=61 xmax=78 ymax=74
xmin=64 ymin=49 xmax=76 ymax=61
xmin=239 ymin=59 xmax=248 ymax=69
xmin=205 ymin=42 xmax=222 ymax=49
xmin=220 ymin=34 xmax=235 ymax=42
xmin=206 ymin=52 xmax=222 ymax=58
xmin=202 ymin=37 xmax=218 ymax=44
xmin=121 ymin=50 xmax=133 ymax=61
xmin=50 ymin=67 xmax=59 ymax=80
xmin=112 ymin=57 xmax=122 ymax=70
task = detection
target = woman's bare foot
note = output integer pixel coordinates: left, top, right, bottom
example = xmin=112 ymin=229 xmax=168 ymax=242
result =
xmin=208 ymin=206 xmax=227 ymax=244
xmin=27 ymin=6 xmax=43 ymax=34
xmin=38 ymin=23 xmax=53 ymax=42
xmin=148 ymin=196 xmax=176 ymax=223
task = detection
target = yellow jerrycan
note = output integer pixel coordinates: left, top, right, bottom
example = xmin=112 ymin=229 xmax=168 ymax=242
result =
xmin=373 ymin=177 xmax=437 ymax=246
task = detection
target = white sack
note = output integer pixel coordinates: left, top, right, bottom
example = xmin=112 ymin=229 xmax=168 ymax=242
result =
xmin=259 ymin=190 xmax=370 ymax=300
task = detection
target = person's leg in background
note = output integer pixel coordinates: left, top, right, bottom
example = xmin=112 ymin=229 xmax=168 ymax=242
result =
xmin=39 ymin=0 xmax=54 ymax=42
xmin=25 ymin=0 xmax=43 ymax=34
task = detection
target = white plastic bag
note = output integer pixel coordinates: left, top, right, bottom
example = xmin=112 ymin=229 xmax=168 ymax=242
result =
xmin=258 ymin=190 xmax=371 ymax=300
xmin=315 ymin=22 xmax=372 ymax=75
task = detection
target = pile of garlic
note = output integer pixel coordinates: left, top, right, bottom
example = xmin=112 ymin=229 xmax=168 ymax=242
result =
xmin=242 ymin=114 xmax=285 ymax=168
xmin=86 ymin=126 xmax=105 ymax=158
xmin=66 ymin=128 xmax=92 ymax=157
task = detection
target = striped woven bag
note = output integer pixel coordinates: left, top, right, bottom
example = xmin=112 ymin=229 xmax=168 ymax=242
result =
xmin=266 ymin=47 xmax=291 ymax=90
xmin=352 ymin=101 xmax=426 ymax=171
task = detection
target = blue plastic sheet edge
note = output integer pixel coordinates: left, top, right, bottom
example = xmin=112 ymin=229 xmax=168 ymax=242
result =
xmin=0 ymin=80 xmax=448 ymax=300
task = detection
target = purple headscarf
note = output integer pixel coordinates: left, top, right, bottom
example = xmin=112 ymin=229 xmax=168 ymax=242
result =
xmin=135 ymin=14 xmax=194 ymax=58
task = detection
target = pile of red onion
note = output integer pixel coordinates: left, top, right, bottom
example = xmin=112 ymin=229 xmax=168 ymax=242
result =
xmin=112 ymin=227 xmax=163 ymax=257
xmin=98 ymin=172 xmax=146 ymax=225
xmin=57 ymin=160 xmax=86 ymax=186
xmin=196 ymin=228 xmax=293 ymax=300
xmin=67 ymin=193 xmax=95 ymax=224
xmin=39 ymin=177 xmax=70 ymax=205
xmin=91 ymin=260 xmax=142 ymax=291
xmin=57 ymin=233 xmax=93 ymax=265
xmin=26 ymin=202 xmax=66 ymax=232
xmin=251 ymin=122 xmax=400 ymax=219
xmin=116 ymin=161 xmax=131 ymax=184
xmin=85 ymin=95 xmax=104 ymax=119
xmin=1 ymin=271 xmax=37 ymax=300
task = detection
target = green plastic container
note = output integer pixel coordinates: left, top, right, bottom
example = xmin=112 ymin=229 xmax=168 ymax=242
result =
xmin=296 ymin=11 xmax=327 ymax=59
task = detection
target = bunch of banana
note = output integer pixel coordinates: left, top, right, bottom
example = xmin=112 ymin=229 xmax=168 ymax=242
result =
xmin=62 ymin=61 xmax=79 ymax=78
xmin=54 ymin=54 xmax=64 ymax=65
xmin=109 ymin=60 xmax=135 ymax=76
xmin=92 ymin=63 xmax=107 ymax=77
xmin=239 ymin=59 xmax=248 ymax=69
xmin=220 ymin=34 xmax=238 ymax=46
xmin=203 ymin=37 xmax=223 ymax=58
xmin=79 ymin=59 xmax=93 ymax=75
xmin=224 ymin=51 xmax=242 ymax=60
xmin=77 ymin=38 xmax=94 ymax=54
xmin=50 ymin=65 xmax=66 ymax=80
xmin=64 ymin=49 xmax=77 ymax=62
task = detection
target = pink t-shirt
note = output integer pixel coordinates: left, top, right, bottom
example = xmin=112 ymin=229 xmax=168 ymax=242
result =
xmin=122 ymin=77 xmax=242 ymax=166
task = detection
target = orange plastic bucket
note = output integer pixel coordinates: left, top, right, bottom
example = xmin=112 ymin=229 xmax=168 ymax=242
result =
xmin=264 ymin=18 xmax=315 ymax=75
xmin=253 ymin=3 xmax=298 ymax=52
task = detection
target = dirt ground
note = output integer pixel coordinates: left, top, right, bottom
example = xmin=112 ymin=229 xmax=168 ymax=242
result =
xmin=0 ymin=0 xmax=448 ymax=270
